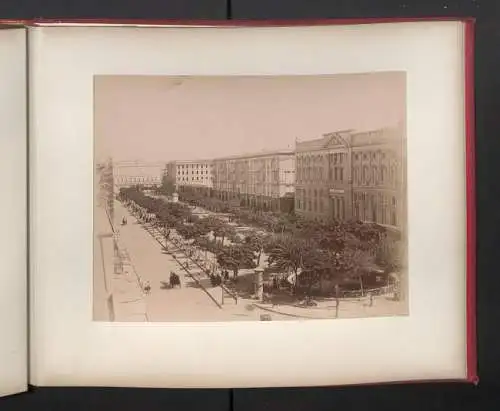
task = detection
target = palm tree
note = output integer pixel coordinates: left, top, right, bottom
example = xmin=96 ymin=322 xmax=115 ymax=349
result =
xmin=216 ymin=244 xmax=256 ymax=278
xmin=244 ymin=231 xmax=270 ymax=267
xmin=267 ymin=237 xmax=315 ymax=295
xmin=212 ymin=222 xmax=235 ymax=247
xmin=339 ymin=248 xmax=379 ymax=296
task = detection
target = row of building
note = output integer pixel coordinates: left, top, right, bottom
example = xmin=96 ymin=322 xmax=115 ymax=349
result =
xmin=163 ymin=125 xmax=406 ymax=232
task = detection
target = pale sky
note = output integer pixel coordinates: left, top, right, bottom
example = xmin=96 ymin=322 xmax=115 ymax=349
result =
xmin=94 ymin=73 xmax=405 ymax=163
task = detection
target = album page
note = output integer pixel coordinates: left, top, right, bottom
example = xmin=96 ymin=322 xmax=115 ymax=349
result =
xmin=29 ymin=21 xmax=468 ymax=388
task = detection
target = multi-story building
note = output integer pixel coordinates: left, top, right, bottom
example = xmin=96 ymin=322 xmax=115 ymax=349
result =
xmin=295 ymin=126 xmax=406 ymax=232
xmin=295 ymin=130 xmax=353 ymax=222
xmin=112 ymin=160 xmax=164 ymax=191
xmin=166 ymin=159 xmax=214 ymax=193
xmin=212 ymin=150 xmax=295 ymax=212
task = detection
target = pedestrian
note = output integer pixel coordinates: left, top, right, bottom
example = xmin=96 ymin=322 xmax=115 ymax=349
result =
xmin=143 ymin=281 xmax=151 ymax=295
xmin=273 ymin=276 xmax=278 ymax=290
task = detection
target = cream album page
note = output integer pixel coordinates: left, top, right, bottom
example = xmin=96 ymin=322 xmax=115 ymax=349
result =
xmin=29 ymin=21 xmax=467 ymax=388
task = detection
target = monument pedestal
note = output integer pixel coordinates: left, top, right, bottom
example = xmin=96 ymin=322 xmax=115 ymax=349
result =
xmin=254 ymin=268 xmax=264 ymax=301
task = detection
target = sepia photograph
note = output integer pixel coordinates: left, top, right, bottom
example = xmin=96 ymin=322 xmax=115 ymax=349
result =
xmin=93 ymin=73 xmax=408 ymax=322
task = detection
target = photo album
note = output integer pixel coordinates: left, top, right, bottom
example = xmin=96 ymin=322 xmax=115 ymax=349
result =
xmin=0 ymin=18 xmax=475 ymax=397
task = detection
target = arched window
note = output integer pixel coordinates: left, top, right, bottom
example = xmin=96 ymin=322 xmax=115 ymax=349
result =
xmin=371 ymin=195 xmax=377 ymax=222
xmin=363 ymin=166 xmax=369 ymax=184
xmin=391 ymin=196 xmax=397 ymax=226
xmin=362 ymin=192 xmax=368 ymax=219
xmin=381 ymin=166 xmax=387 ymax=183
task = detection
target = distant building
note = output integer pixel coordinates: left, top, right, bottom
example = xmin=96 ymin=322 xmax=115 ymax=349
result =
xmin=295 ymin=126 xmax=406 ymax=232
xmin=112 ymin=160 xmax=163 ymax=190
xmin=212 ymin=150 xmax=295 ymax=212
xmin=96 ymin=159 xmax=115 ymax=220
xmin=166 ymin=159 xmax=214 ymax=191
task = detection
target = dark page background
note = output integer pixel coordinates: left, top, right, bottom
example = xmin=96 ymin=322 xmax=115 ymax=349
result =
xmin=0 ymin=0 xmax=498 ymax=410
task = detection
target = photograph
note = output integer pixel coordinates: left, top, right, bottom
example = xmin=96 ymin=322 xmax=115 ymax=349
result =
xmin=93 ymin=73 xmax=408 ymax=322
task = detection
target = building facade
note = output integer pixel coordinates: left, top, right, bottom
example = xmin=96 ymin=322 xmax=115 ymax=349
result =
xmin=295 ymin=130 xmax=353 ymax=222
xmin=112 ymin=160 xmax=164 ymax=191
xmin=114 ymin=175 xmax=161 ymax=188
xmin=212 ymin=150 xmax=295 ymax=212
xmin=295 ymin=126 xmax=406 ymax=232
xmin=166 ymin=159 xmax=214 ymax=190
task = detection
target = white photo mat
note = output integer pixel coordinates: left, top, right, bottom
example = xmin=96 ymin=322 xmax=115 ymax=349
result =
xmin=30 ymin=22 xmax=467 ymax=388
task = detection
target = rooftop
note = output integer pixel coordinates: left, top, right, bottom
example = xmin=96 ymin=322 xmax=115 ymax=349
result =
xmin=296 ymin=127 xmax=401 ymax=152
xmin=212 ymin=148 xmax=295 ymax=161
xmin=167 ymin=159 xmax=214 ymax=165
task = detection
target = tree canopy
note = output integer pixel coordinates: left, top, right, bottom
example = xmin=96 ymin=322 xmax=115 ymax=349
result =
xmin=119 ymin=186 xmax=399 ymax=297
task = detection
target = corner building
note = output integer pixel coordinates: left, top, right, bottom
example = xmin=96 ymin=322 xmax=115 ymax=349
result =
xmin=166 ymin=159 xmax=214 ymax=195
xmin=295 ymin=126 xmax=406 ymax=232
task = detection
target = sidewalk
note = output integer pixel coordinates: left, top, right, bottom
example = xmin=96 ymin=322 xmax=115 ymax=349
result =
xmin=94 ymin=202 xmax=148 ymax=322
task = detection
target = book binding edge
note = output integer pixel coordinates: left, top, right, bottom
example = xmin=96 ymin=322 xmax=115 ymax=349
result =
xmin=464 ymin=19 xmax=478 ymax=386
